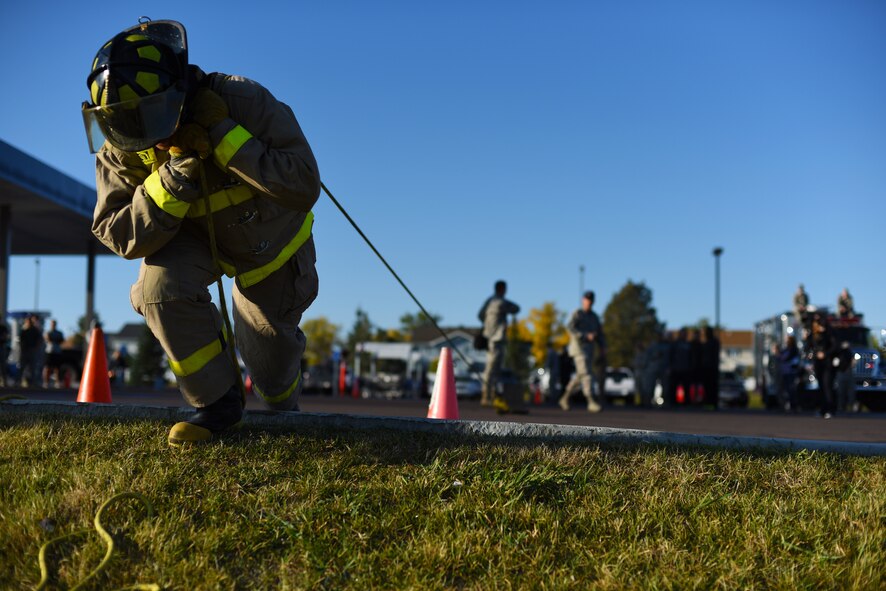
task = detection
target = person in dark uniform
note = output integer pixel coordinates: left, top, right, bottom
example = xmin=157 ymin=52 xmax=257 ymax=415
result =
xmin=669 ymin=328 xmax=692 ymax=405
xmin=701 ymin=326 xmax=720 ymax=408
xmin=809 ymin=314 xmax=837 ymax=418
xmin=687 ymin=329 xmax=704 ymax=403
xmin=778 ymin=335 xmax=801 ymax=412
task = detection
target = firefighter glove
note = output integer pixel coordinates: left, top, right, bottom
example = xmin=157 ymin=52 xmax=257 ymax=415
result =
xmin=189 ymin=88 xmax=229 ymax=130
xmin=168 ymin=123 xmax=212 ymax=159
xmin=159 ymin=154 xmax=203 ymax=203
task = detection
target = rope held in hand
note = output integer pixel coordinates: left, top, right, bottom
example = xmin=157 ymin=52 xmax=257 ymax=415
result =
xmin=199 ymin=161 xmax=248 ymax=406
xmin=35 ymin=492 xmax=159 ymax=591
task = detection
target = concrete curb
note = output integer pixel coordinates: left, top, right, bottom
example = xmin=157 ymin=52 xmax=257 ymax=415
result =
xmin=3 ymin=399 xmax=885 ymax=457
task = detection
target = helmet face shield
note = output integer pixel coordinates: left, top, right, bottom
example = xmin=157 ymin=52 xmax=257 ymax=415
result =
xmin=83 ymin=18 xmax=189 ymax=153
xmin=81 ymin=86 xmax=185 ymax=153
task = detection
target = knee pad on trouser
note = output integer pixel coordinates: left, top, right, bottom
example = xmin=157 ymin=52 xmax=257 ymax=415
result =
xmin=130 ymin=252 xmax=235 ymax=407
xmin=233 ymin=243 xmax=318 ymax=412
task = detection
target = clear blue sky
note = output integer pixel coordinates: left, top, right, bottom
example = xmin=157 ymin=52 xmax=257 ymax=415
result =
xmin=2 ymin=1 xmax=885 ymax=340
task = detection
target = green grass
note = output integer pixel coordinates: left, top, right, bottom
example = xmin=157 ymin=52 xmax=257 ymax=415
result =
xmin=0 ymin=414 xmax=883 ymax=590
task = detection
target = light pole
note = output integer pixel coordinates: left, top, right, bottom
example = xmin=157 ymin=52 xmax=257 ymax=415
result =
xmin=579 ymin=264 xmax=585 ymax=298
xmin=712 ymin=247 xmax=723 ymax=332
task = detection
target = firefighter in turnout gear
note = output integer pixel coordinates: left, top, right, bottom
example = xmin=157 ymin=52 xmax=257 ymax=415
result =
xmin=83 ymin=19 xmax=320 ymax=445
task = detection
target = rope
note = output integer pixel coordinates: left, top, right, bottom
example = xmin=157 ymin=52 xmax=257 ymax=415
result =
xmin=199 ymin=162 xmax=248 ymax=406
xmin=320 ymin=182 xmax=482 ymax=381
xmin=35 ymin=492 xmax=158 ymax=591
xmin=189 ymin=169 xmax=483 ymax=390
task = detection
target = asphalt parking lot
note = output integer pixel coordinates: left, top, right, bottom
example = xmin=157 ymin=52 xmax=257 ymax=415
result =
xmin=5 ymin=387 xmax=885 ymax=443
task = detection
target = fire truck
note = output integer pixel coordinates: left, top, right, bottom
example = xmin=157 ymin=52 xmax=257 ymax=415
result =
xmin=753 ymin=308 xmax=885 ymax=412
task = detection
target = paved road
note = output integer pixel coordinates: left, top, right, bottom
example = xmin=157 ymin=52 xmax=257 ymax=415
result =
xmin=6 ymin=387 xmax=885 ymax=443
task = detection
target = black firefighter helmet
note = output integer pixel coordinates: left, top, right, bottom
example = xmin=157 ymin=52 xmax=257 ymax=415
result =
xmin=82 ymin=18 xmax=189 ymax=153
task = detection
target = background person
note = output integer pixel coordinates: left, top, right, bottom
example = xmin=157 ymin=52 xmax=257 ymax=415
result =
xmin=43 ymin=319 xmax=65 ymax=387
xmin=837 ymin=288 xmax=855 ymax=319
xmin=792 ymin=284 xmax=809 ymax=326
xmin=0 ymin=321 xmax=10 ymax=387
xmin=559 ymin=291 xmax=604 ymax=413
xmin=701 ymin=326 xmax=720 ymax=408
xmin=778 ymin=335 xmax=801 ymax=412
xmin=18 ymin=316 xmax=43 ymax=388
xmin=809 ymin=314 xmax=837 ymax=418
xmin=477 ymin=280 xmax=520 ymax=407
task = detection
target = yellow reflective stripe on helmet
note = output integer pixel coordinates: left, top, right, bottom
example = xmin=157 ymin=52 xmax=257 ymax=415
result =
xmin=214 ymin=125 xmax=253 ymax=169
xmin=168 ymin=332 xmax=227 ymax=378
xmin=236 ymin=212 xmax=314 ymax=288
xmin=186 ymin=184 xmax=253 ymax=218
xmin=253 ymin=370 xmax=301 ymax=404
xmin=144 ymin=171 xmax=190 ymax=218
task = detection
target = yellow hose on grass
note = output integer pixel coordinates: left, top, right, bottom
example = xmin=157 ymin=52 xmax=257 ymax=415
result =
xmin=35 ymin=492 xmax=159 ymax=591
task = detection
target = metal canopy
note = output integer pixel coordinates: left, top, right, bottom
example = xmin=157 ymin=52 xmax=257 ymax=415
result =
xmin=0 ymin=139 xmax=109 ymax=255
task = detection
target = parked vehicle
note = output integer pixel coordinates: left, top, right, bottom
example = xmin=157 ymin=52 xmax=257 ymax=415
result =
xmin=362 ymin=357 xmax=409 ymax=399
xmin=302 ymin=363 xmax=334 ymax=395
xmin=603 ymin=367 xmax=636 ymax=404
xmin=718 ymin=370 xmax=748 ymax=408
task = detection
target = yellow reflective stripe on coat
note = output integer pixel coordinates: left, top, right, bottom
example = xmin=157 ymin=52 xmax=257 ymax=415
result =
xmin=167 ymin=330 xmax=228 ymax=377
xmin=236 ymin=212 xmax=314 ymax=288
xmin=144 ymin=171 xmax=190 ymax=218
xmin=214 ymin=125 xmax=253 ymax=169
xmin=254 ymin=370 xmax=301 ymax=404
xmin=186 ymin=184 xmax=253 ymax=218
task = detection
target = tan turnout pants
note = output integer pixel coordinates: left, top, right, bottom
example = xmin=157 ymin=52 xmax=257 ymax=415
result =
xmin=130 ymin=229 xmax=318 ymax=410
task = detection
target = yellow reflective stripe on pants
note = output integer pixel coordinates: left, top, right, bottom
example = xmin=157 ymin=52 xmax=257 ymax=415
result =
xmin=144 ymin=170 xmax=190 ymax=218
xmin=213 ymin=125 xmax=253 ymax=169
xmin=237 ymin=212 xmax=314 ymax=288
xmin=186 ymin=184 xmax=253 ymax=218
xmin=254 ymin=370 xmax=301 ymax=404
xmin=168 ymin=333 xmax=226 ymax=378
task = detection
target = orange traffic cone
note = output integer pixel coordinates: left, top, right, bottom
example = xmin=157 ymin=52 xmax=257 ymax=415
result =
xmin=532 ymin=383 xmax=543 ymax=405
xmin=77 ymin=325 xmax=112 ymax=403
xmin=338 ymin=362 xmax=347 ymax=397
xmin=427 ymin=347 xmax=459 ymax=420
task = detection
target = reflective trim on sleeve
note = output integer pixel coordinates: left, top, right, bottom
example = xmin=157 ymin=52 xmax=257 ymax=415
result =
xmin=236 ymin=212 xmax=314 ymax=288
xmin=254 ymin=370 xmax=301 ymax=404
xmin=167 ymin=332 xmax=226 ymax=378
xmin=144 ymin=170 xmax=190 ymax=218
xmin=213 ymin=125 xmax=253 ymax=169
xmin=186 ymin=184 xmax=253 ymax=218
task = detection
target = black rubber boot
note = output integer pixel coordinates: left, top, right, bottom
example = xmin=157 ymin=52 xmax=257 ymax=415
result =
xmin=168 ymin=384 xmax=244 ymax=446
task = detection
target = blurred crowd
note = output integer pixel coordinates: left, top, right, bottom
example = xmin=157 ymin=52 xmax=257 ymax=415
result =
xmin=0 ymin=314 xmax=66 ymax=388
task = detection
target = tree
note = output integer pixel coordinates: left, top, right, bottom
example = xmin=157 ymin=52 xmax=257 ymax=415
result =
xmin=128 ymin=322 xmax=166 ymax=387
xmin=399 ymin=310 xmax=442 ymax=340
xmin=302 ymin=316 xmax=339 ymax=367
xmin=346 ymin=308 xmax=374 ymax=352
xmin=601 ymin=281 xmax=663 ymax=369
xmin=523 ymin=302 xmax=569 ymax=368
